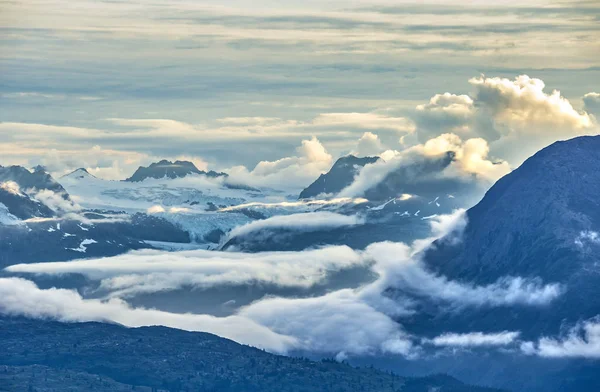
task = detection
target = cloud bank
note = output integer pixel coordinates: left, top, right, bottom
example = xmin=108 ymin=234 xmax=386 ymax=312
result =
xmin=226 ymin=211 xmax=365 ymax=241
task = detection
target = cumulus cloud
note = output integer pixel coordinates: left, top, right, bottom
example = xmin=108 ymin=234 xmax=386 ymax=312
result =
xmin=6 ymin=246 xmax=366 ymax=298
xmin=521 ymin=318 xmax=600 ymax=358
xmin=415 ymin=93 xmax=475 ymax=139
xmin=471 ymin=75 xmax=595 ymax=163
xmin=427 ymin=331 xmax=520 ymax=347
xmin=226 ymin=136 xmax=333 ymax=191
xmin=353 ymin=132 xmax=385 ymax=157
xmin=226 ymin=211 xmax=365 ymax=241
xmin=339 ymin=133 xmax=510 ymax=199
xmin=413 ymin=75 xmax=597 ymax=166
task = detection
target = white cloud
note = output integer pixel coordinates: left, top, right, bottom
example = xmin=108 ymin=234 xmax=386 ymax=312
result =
xmin=1 ymin=209 xmax=565 ymax=358
xmin=226 ymin=211 xmax=364 ymax=241
xmin=415 ymin=93 xmax=475 ymax=139
xmin=6 ymin=246 xmax=366 ymax=298
xmin=469 ymin=75 xmax=596 ymax=163
xmin=522 ymin=318 xmax=600 ymax=358
xmin=363 ymin=241 xmax=562 ymax=309
xmin=428 ymin=331 xmax=520 ymax=347
xmin=238 ymin=289 xmax=414 ymax=356
xmin=32 ymin=189 xmax=81 ymax=213
xmin=339 ymin=133 xmax=510 ymax=198
xmin=0 ymin=277 xmax=296 ymax=354
xmin=412 ymin=75 xmax=597 ymax=166
xmin=226 ymin=136 xmax=333 ymax=191
xmin=353 ymin=132 xmax=385 ymax=157
xmin=0 ymin=181 xmax=23 ymax=196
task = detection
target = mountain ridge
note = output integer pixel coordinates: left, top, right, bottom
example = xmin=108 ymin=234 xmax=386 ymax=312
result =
xmin=125 ymin=160 xmax=227 ymax=182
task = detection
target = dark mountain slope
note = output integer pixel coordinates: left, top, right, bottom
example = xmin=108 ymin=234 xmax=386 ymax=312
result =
xmin=421 ymin=136 xmax=600 ymax=336
xmin=388 ymin=136 xmax=600 ymax=391
xmin=0 ymin=165 xmax=68 ymax=197
xmin=0 ymin=317 xmax=505 ymax=392
xmin=426 ymin=136 xmax=600 ymax=284
xmin=0 ymin=187 xmax=54 ymax=219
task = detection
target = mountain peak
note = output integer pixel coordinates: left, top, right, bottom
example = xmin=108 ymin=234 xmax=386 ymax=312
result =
xmin=299 ymin=154 xmax=379 ymax=199
xmin=61 ymin=168 xmax=96 ymax=180
xmin=125 ymin=160 xmax=227 ymax=182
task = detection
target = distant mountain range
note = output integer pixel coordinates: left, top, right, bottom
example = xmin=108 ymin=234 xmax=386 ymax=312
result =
xmin=0 ymin=317 xmax=505 ymax=392
xmin=125 ymin=160 xmax=227 ymax=182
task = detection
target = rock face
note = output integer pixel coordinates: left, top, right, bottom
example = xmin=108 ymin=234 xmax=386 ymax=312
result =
xmin=299 ymin=155 xmax=379 ymax=199
xmin=125 ymin=160 xmax=227 ymax=182
xmin=0 ymin=317 xmax=505 ymax=392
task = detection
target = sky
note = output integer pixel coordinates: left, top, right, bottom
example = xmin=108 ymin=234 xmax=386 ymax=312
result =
xmin=1 ymin=0 xmax=599 ymax=184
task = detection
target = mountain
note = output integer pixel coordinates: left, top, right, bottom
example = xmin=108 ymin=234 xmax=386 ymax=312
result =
xmin=0 ymin=317 xmax=505 ymax=392
xmin=0 ymin=186 xmax=54 ymax=220
xmin=0 ymin=212 xmax=190 ymax=267
xmin=0 ymin=165 xmax=69 ymax=198
xmin=377 ymin=135 xmax=600 ymax=391
xmin=299 ymin=155 xmax=379 ymax=199
xmin=423 ymin=136 xmax=600 ymax=333
xmin=61 ymin=167 xmax=97 ymax=180
xmin=125 ymin=160 xmax=227 ymax=182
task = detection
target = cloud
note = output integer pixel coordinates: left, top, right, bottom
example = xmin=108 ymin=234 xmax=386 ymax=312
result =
xmin=521 ymin=318 xmax=600 ymax=358
xmin=218 ymin=197 xmax=368 ymax=215
xmin=427 ymin=331 xmax=520 ymax=347
xmin=0 ymin=277 xmax=296 ymax=354
xmin=0 ymin=181 xmax=23 ymax=196
xmin=363 ymin=241 xmax=562 ymax=309
xmin=583 ymin=92 xmax=600 ymax=115
xmin=339 ymin=133 xmax=510 ymax=199
xmin=312 ymin=112 xmax=415 ymax=134
xmin=238 ymin=289 xmax=414 ymax=356
xmin=470 ymin=75 xmax=595 ymax=163
xmin=1 ymin=210 xmax=564 ymax=359
xmin=415 ymin=93 xmax=475 ymax=139
xmin=226 ymin=137 xmax=333 ymax=191
xmin=412 ymin=75 xmax=597 ymax=166
xmin=6 ymin=246 xmax=367 ymax=298
xmin=226 ymin=211 xmax=365 ymax=241
xmin=353 ymin=132 xmax=385 ymax=157
xmin=32 ymin=189 xmax=81 ymax=214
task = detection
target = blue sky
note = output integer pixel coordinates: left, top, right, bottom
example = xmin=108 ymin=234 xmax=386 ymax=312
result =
xmin=1 ymin=0 xmax=599 ymax=184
